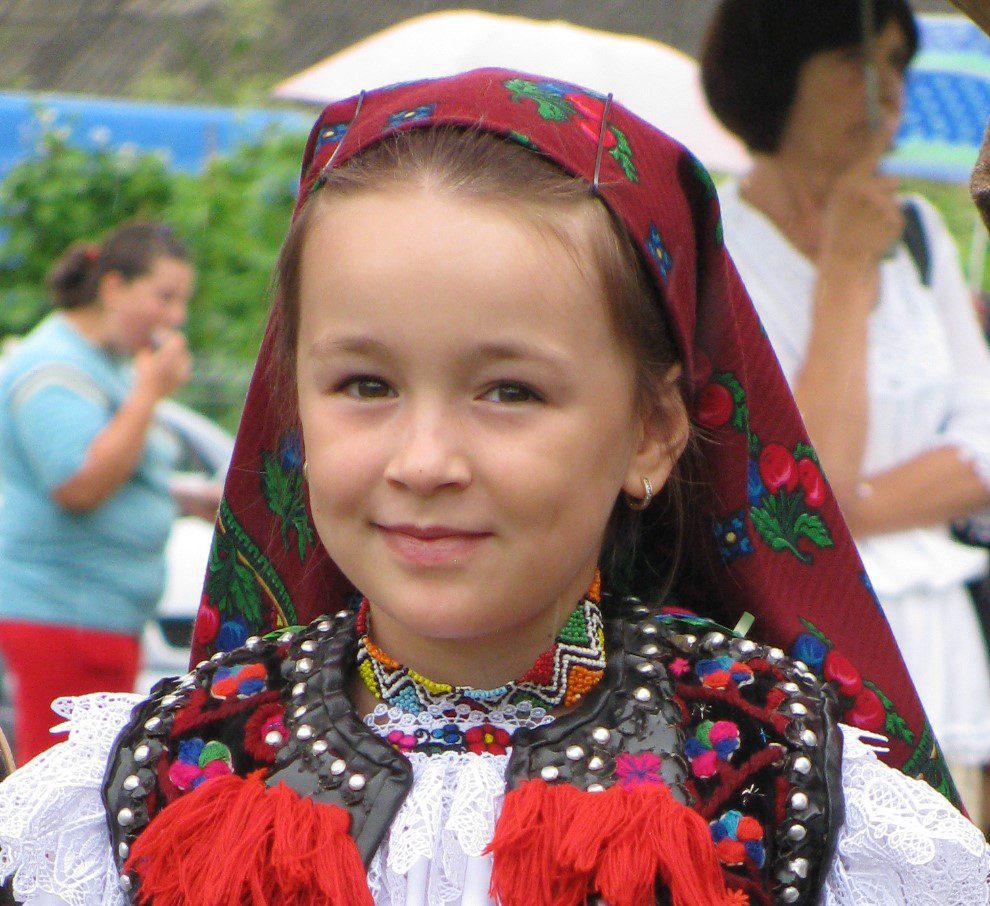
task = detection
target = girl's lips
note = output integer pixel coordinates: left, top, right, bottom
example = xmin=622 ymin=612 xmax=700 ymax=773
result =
xmin=376 ymin=524 xmax=491 ymax=567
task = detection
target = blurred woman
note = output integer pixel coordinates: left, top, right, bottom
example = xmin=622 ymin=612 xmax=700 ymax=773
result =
xmin=703 ymin=0 xmax=990 ymax=818
xmin=0 ymin=221 xmax=194 ymax=765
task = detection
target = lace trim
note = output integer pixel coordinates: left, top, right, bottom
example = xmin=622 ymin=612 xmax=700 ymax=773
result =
xmin=0 ymin=693 xmax=140 ymax=906
xmin=366 ymin=750 xmax=506 ymax=906
xmin=363 ymin=700 xmax=554 ymax=756
xmin=821 ymin=725 xmax=990 ymax=905
xmin=4 ymin=702 xmax=989 ymax=905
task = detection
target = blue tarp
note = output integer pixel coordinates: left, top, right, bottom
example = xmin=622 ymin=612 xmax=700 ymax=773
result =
xmin=0 ymin=91 xmax=312 ymax=178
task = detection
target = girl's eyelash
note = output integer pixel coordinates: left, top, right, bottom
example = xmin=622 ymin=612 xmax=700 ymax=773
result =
xmin=482 ymin=382 xmax=543 ymax=404
xmin=336 ymin=376 xmax=395 ymax=398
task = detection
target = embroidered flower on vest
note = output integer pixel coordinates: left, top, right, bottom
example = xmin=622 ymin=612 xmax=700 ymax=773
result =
xmin=615 ymin=751 xmax=664 ymax=789
xmin=709 ymin=809 xmax=766 ymax=868
xmin=685 ymin=719 xmax=741 ymax=778
xmin=210 ymin=662 xmax=267 ymax=700
xmin=168 ymin=738 xmax=234 ymax=791
xmin=695 ymin=656 xmax=754 ymax=690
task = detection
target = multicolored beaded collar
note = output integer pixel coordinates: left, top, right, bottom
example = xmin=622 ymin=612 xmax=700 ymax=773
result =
xmin=356 ymin=573 xmax=607 ymax=716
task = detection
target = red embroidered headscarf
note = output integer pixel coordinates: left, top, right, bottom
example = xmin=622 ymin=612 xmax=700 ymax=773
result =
xmin=190 ymin=69 xmax=954 ymax=799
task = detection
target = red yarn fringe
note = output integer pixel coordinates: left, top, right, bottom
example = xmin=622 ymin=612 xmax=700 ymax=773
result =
xmin=125 ymin=771 xmax=373 ymax=906
xmin=487 ymin=779 xmax=742 ymax=906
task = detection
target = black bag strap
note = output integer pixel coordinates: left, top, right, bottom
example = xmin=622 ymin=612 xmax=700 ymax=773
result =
xmin=901 ymin=198 xmax=932 ymax=288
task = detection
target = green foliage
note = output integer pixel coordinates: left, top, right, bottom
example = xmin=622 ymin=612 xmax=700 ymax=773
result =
xmin=0 ymin=121 xmax=308 ymax=430
xmin=0 ymin=129 xmax=174 ymax=337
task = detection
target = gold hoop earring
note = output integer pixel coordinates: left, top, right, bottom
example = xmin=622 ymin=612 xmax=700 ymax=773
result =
xmin=302 ymin=461 xmax=308 ymax=481
xmin=625 ymin=476 xmax=653 ymax=511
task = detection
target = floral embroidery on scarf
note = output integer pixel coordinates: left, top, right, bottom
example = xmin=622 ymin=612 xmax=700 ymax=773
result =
xmin=747 ymin=442 xmax=834 ymax=563
xmin=647 ymin=224 xmax=672 ymax=279
xmin=710 ymin=810 xmax=766 ymax=868
xmin=502 ymin=78 xmax=638 ymax=182
xmin=507 ymin=130 xmax=539 ymax=151
xmin=792 ymin=618 xmax=914 ymax=744
xmin=714 ymin=510 xmax=754 ymax=564
xmin=202 ymin=499 xmax=299 ymax=649
xmin=314 ymin=121 xmax=349 ymax=154
xmin=694 ymin=371 xmax=748 ymax=434
xmin=168 ymin=738 xmax=234 ymax=791
xmin=387 ymin=104 xmax=436 ymax=128
xmin=261 ymin=428 xmax=314 ymax=561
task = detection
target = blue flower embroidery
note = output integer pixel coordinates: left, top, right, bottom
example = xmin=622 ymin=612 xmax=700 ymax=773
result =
xmin=714 ymin=510 xmax=753 ymax=563
xmin=278 ymin=428 xmax=303 ymax=471
xmin=387 ymin=104 xmax=436 ymax=128
xmin=747 ymin=458 xmax=767 ymax=506
xmin=647 ymin=224 xmax=672 ymax=279
xmin=314 ymin=122 xmax=349 ymax=153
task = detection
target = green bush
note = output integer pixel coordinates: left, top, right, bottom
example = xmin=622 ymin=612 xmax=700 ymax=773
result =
xmin=0 ymin=122 xmax=308 ymax=430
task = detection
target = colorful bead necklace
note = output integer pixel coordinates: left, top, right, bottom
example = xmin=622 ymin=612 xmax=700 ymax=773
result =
xmin=356 ymin=573 xmax=607 ymax=717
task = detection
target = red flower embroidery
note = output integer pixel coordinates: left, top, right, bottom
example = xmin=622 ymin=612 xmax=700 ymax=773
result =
xmin=464 ymin=723 xmax=511 ymax=755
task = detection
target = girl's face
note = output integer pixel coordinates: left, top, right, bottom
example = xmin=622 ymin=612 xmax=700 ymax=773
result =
xmin=777 ymin=19 xmax=911 ymax=170
xmin=101 ymin=255 xmax=194 ymax=353
xmin=295 ymin=189 xmax=676 ymax=665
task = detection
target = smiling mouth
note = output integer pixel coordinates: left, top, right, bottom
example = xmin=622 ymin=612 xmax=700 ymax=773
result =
xmin=375 ymin=523 xmax=492 ymax=566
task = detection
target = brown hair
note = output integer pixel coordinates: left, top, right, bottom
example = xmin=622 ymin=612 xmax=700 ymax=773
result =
xmin=272 ymin=127 xmax=706 ymax=603
xmin=46 ymin=220 xmax=189 ymax=310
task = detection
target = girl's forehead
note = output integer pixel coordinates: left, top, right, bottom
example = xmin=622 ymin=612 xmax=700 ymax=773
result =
xmin=297 ymin=191 xmax=624 ymax=362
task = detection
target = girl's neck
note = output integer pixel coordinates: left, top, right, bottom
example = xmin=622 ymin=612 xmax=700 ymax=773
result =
xmin=740 ymin=152 xmax=839 ymax=259
xmin=362 ymin=597 xmax=575 ymax=692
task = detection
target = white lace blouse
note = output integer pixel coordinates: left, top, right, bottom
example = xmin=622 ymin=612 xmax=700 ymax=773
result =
xmin=0 ymin=693 xmax=987 ymax=905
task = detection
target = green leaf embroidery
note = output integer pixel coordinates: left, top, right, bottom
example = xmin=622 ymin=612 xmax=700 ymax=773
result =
xmin=798 ymin=617 xmax=831 ymax=646
xmin=864 ymin=680 xmax=916 ymax=746
xmin=504 ymin=79 xmax=574 ymax=122
xmin=793 ymin=512 xmax=834 ymax=548
xmin=260 ymin=450 xmax=313 ymax=561
xmin=609 ymin=127 xmax=639 ymax=183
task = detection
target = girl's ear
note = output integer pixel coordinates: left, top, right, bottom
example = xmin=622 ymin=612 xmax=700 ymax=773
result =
xmin=622 ymin=364 xmax=690 ymax=500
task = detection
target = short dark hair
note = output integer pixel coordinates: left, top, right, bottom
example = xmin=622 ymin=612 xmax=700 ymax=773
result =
xmin=46 ymin=220 xmax=189 ymax=310
xmin=701 ymin=0 xmax=919 ymax=154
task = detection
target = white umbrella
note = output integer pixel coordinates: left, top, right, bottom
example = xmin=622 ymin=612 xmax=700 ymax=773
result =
xmin=272 ymin=9 xmax=750 ymax=175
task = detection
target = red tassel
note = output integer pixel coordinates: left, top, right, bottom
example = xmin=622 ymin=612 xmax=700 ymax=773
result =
xmin=487 ymin=780 xmax=740 ymax=906
xmin=126 ymin=772 xmax=373 ymax=906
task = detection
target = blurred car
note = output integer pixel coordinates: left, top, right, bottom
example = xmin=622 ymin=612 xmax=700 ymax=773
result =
xmin=135 ymin=399 xmax=234 ymax=693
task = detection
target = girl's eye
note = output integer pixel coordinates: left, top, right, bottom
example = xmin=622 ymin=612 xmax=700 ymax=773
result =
xmin=340 ymin=377 xmax=395 ymax=399
xmin=481 ymin=382 xmax=541 ymax=404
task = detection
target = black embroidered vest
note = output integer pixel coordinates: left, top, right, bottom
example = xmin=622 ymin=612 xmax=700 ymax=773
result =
xmin=104 ymin=601 xmax=843 ymax=905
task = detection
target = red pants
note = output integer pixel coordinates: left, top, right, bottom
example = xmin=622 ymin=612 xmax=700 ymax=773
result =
xmin=0 ymin=619 xmax=140 ymax=766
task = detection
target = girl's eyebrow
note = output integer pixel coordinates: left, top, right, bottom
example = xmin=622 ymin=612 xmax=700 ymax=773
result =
xmin=306 ymin=336 xmax=389 ymax=359
xmin=471 ymin=341 xmax=568 ymax=367
xmin=307 ymin=336 xmax=567 ymax=368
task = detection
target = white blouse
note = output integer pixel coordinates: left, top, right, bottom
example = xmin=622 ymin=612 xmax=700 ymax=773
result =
xmin=719 ymin=182 xmax=990 ymax=599
xmin=0 ymin=693 xmax=987 ymax=906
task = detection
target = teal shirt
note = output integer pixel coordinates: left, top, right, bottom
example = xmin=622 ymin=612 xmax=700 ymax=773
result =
xmin=0 ymin=314 xmax=178 ymax=634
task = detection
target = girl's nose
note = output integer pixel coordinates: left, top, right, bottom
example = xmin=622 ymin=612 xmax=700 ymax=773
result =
xmin=383 ymin=404 xmax=471 ymax=494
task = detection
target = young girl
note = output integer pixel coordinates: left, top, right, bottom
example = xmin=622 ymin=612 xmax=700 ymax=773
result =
xmin=0 ymin=70 xmax=987 ymax=906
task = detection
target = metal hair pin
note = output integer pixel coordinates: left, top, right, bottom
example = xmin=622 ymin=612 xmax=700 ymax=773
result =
xmin=591 ymin=92 xmax=615 ymax=193
xmin=314 ymin=89 xmax=367 ymax=188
